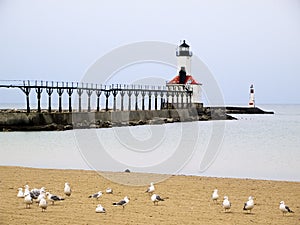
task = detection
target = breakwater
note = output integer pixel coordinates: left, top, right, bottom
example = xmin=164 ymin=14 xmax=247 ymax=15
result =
xmin=210 ymin=106 xmax=274 ymax=114
xmin=0 ymin=107 xmax=236 ymax=131
xmin=0 ymin=106 xmax=274 ymax=131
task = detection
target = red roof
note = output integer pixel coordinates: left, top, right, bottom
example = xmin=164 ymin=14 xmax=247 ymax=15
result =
xmin=167 ymin=75 xmax=201 ymax=85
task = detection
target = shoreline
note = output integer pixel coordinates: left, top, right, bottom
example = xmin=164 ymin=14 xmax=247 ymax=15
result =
xmin=1 ymin=165 xmax=299 ymax=183
xmin=0 ymin=166 xmax=299 ymax=224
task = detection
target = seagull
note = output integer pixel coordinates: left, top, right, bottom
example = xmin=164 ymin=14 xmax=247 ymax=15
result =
xmin=279 ymin=201 xmax=294 ymax=216
xmin=30 ymin=191 xmax=39 ymax=199
xmin=106 ymin=188 xmax=113 ymax=194
xmin=222 ymin=196 xmax=231 ymax=212
xmin=39 ymin=196 xmax=48 ymax=212
xmin=113 ymin=196 xmax=130 ymax=209
xmin=24 ymin=194 xmax=33 ymax=209
xmin=24 ymin=185 xmax=30 ymax=196
xmin=89 ymin=191 xmax=102 ymax=199
xmin=243 ymin=196 xmax=254 ymax=213
xmin=151 ymin=194 xmax=165 ymax=206
xmin=145 ymin=182 xmax=155 ymax=194
xmin=36 ymin=190 xmax=46 ymax=204
xmin=95 ymin=204 xmax=106 ymax=213
xmin=64 ymin=183 xmax=72 ymax=197
xmin=17 ymin=188 xmax=24 ymax=198
xmin=30 ymin=187 xmax=46 ymax=199
xmin=212 ymin=189 xmax=219 ymax=203
xmin=46 ymin=192 xmax=65 ymax=205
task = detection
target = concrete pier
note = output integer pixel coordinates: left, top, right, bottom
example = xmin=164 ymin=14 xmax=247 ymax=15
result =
xmin=0 ymin=107 xmax=236 ymax=131
xmin=0 ymin=106 xmax=275 ymax=131
xmin=209 ymin=106 xmax=274 ymax=114
xmin=0 ymin=80 xmax=274 ymax=131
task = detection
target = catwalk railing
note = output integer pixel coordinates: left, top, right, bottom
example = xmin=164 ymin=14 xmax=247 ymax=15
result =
xmin=0 ymin=80 xmax=193 ymax=113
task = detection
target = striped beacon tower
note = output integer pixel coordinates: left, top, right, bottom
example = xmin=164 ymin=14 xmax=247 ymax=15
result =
xmin=248 ymin=84 xmax=255 ymax=108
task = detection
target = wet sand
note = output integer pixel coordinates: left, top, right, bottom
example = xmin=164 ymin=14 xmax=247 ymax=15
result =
xmin=0 ymin=166 xmax=299 ymax=225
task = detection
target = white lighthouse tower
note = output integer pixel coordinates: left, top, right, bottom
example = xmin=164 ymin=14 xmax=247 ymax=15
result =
xmin=176 ymin=40 xmax=192 ymax=75
xmin=248 ymin=84 xmax=255 ymax=107
xmin=166 ymin=40 xmax=202 ymax=106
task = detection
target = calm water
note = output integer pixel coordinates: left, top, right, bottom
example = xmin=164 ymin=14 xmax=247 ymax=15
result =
xmin=0 ymin=104 xmax=299 ymax=181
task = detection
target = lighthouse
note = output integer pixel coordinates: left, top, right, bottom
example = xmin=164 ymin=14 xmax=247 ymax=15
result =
xmin=176 ymin=40 xmax=192 ymax=75
xmin=248 ymin=84 xmax=255 ymax=107
xmin=166 ymin=40 xmax=202 ymax=106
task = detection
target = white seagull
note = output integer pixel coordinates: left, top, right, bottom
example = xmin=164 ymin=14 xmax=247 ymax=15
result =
xmin=36 ymin=189 xmax=46 ymax=204
xmin=151 ymin=194 xmax=165 ymax=206
xmin=64 ymin=182 xmax=72 ymax=197
xmin=24 ymin=185 xmax=30 ymax=196
xmin=39 ymin=196 xmax=48 ymax=212
xmin=46 ymin=192 xmax=65 ymax=205
xmin=113 ymin=196 xmax=130 ymax=209
xmin=106 ymin=188 xmax=113 ymax=194
xmin=89 ymin=191 xmax=102 ymax=199
xmin=243 ymin=196 xmax=254 ymax=213
xmin=145 ymin=182 xmax=155 ymax=194
xmin=95 ymin=204 xmax=106 ymax=213
xmin=17 ymin=188 xmax=24 ymax=198
xmin=222 ymin=196 xmax=231 ymax=212
xmin=212 ymin=189 xmax=219 ymax=203
xmin=279 ymin=201 xmax=294 ymax=216
xmin=24 ymin=194 xmax=33 ymax=209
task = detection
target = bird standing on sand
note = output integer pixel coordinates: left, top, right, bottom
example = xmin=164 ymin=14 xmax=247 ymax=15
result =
xmin=30 ymin=187 xmax=46 ymax=199
xmin=64 ymin=182 xmax=72 ymax=197
xmin=24 ymin=194 xmax=33 ymax=208
xmin=36 ymin=190 xmax=46 ymax=204
xmin=145 ymin=182 xmax=155 ymax=194
xmin=222 ymin=196 xmax=231 ymax=212
xmin=95 ymin=204 xmax=106 ymax=213
xmin=39 ymin=196 xmax=48 ymax=212
xmin=24 ymin=185 xmax=30 ymax=197
xmin=151 ymin=194 xmax=165 ymax=206
xmin=243 ymin=196 xmax=254 ymax=213
xmin=106 ymin=188 xmax=113 ymax=194
xmin=113 ymin=196 xmax=130 ymax=209
xmin=46 ymin=192 xmax=65 ymax=205
xmin=279 ymin=201 xmax=294 ymax=216
xmin=17 ymin=188 xmax=24 ymax=198
xmin=89 ymin=191 xmax=102 ymax=199
xmin=212 ymin=189 xmax=219 ymax=203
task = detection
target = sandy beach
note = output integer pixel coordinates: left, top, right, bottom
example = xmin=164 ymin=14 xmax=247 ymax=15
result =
xmin=0 ymin=166 xmax=299 ymax=225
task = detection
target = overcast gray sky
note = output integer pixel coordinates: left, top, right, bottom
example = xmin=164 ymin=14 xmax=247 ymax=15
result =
xmin=0 ymin=0 xmax=299 ymax=105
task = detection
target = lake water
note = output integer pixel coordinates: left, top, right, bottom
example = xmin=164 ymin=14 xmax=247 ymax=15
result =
xmin=0 ymin=104 xmax=299 ymax=182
